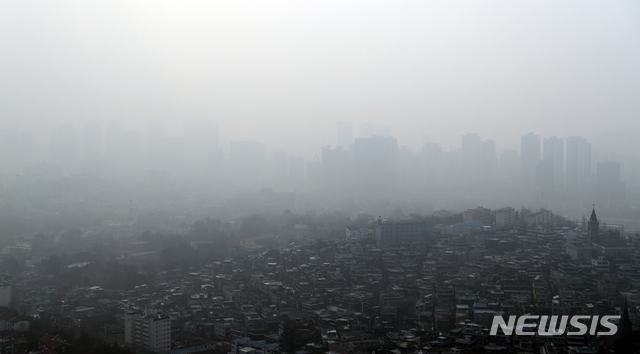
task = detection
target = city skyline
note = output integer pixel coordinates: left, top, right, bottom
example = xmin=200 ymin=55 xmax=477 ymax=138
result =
xmin=0 ymin=120 xmax=637 ymax=224
xmin=2 ymin=2 xmax=640 ymax=353
xmin=1 ymin=1 xmax=639 ymax=156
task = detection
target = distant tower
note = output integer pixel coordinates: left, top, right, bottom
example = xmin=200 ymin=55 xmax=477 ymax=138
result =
xmin=543 ymin=136 xmax=564 ymax=192
xmin=587 ymin=206 xmax=599 ymax=248
xmin=566 ymin=136 xmax=592 ymax=196
xmin=521 ymin=132 xmax=541 ymax=192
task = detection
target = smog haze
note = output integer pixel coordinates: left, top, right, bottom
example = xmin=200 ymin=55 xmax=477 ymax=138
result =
xmin=2 ymin=1 xmax=639 ymax=154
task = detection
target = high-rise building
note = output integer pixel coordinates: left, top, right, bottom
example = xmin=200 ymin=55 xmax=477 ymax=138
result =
xmin=461 ymin=133 xmax=482 ymax=185
xmin=536 ymin=159 xmax=555 ymax=200
xmin=520 ymin=132 xmax=541 ymax=191
xmin=543 ymin=136 xmax=563 ymax=192
xmin=481 ymin=139 xmax=498 ymax=185
xmin=125 ymin=308 xmax=171 ymax=353
xmin=495 ymin=207 xmax=515 ymax=228
xmin=460 ymin=133 xmax=497 ymax=186
xmin=351 ymin=135 xmax=398 ymax=198
xmin=359 ymin=122 xmax=391 ymax=138
xmin=336 ymin=121 xmax=353 ymax=148
xmin=396 ymin=145 xmax=417 ymax=190
xmin=566 ymin=136 xmax=592 ymax=196
xmin=321 ymin=146 xmax=349 ymax=194
xmin=0 ymin=282 xmax=11 ymax=308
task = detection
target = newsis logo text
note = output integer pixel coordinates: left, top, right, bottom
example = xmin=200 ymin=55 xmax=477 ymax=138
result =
xmin=490 ymin=315 xmax=621 ymax=336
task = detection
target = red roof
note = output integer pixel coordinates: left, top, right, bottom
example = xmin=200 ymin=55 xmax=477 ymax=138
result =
xmin=13 ymin=336 xmax=27 ymax=344
xmin=39 ymin=334 xmax=71 ymax=349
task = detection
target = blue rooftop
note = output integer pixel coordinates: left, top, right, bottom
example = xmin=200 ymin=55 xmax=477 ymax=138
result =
xmin=452 ymin=221 xmax=485 ymax=231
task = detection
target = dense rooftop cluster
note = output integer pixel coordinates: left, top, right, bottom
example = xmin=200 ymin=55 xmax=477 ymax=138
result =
xmin=2 ymin=208 xmax=640 ymax=354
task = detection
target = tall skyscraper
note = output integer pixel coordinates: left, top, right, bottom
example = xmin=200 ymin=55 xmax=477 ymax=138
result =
xmin=566 ymin=136 xmax=592 ymax=196
xmin=543 ymin=136 xmax=564 ymax=192
xmin=461 ymin=133 xmax=497 ymax=186
xmin=520 ymin=132 xmax=541 ymax=191
xmin=359 ymin=122 xmax=391 ymax=138
xmin=481 ymin=139 xmax=498 ymax=185
xmin=536 ymin=159 xmax=555 ymax=200
xmin=336 ymin=121 xmax=353 ymax=148
xmin=461 ymin=133 xmax=482 ymax=185
xmin=351 ymin=136 xmax=398 ymax=198
xmin=321 ymin=146 xmax=349 ymax=194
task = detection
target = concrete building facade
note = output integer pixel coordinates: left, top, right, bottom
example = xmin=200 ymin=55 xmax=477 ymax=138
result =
xmin=125 ymin=308 xmax=171 ymax=353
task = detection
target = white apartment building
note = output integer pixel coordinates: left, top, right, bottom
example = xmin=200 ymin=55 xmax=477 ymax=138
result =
xmin=125 ymin=308 xmax=171 ymax=353
xmin=0 ymin=282 xmax=10 ymax=307
xmin=495 ymin=207 xmax=515 ymax=228
xmin=525 ymin=209 xmax=553 ymax=226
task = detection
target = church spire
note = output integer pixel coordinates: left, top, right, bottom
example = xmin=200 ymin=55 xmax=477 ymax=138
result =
xmin=587 ymin=205 xmax=599 ymax=248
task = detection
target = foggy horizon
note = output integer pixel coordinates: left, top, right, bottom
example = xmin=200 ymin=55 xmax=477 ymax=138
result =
xmin=3 ymin=3 xmax=640 ymax=352
xmin=2 ymin=1 xmax=640 ymax=156
xmin=1 ymin=1 xmax=640 ymax=221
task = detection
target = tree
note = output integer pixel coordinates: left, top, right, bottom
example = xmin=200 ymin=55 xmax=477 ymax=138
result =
xmin=31 ymin=233 xmax=53 ymax=250
xmin=391 ymin=208 xmax=406 ymax=220
xmin=43 ymin=255 xmax=63 ymax=275
xmin=60 ymin=228 xmax=83 ymax=245
xmin=0 ymin=257 xmax=21 ymax=273
xmin=240 ymin=214 xmax=268 ymax=239
xmin=159 ymin=243 xmax=198 ymax=270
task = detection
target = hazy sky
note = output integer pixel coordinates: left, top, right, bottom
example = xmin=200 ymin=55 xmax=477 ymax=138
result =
xmin=2 ymin=1 xmax=639 ymax=156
